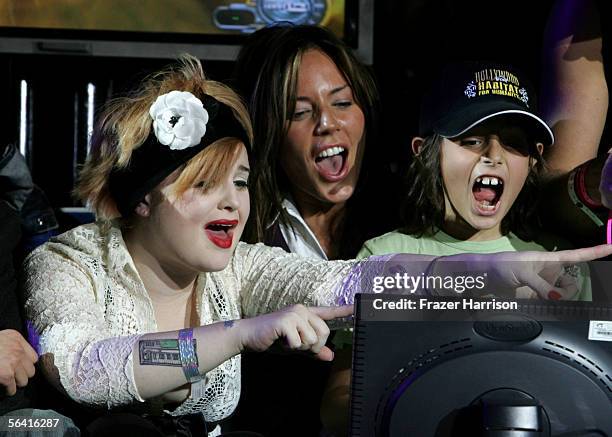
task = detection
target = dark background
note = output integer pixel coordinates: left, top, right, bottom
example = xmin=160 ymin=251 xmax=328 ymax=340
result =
xmin=0 ymin=0 xmax=562 ymax=209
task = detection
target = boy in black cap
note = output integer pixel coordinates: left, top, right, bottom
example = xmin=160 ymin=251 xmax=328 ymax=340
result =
xmin=356 ymin=61 xmax=590 ymax=301
xmin=321 ymin=63 xmax=592 ymax=436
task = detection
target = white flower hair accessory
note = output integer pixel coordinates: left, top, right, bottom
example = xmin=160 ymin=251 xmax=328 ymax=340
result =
xmin=149 ymin=90 xmax=209 ymax=150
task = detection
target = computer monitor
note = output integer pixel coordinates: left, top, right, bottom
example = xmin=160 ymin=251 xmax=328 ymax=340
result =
xmin=0 ymin=0 xmax=374 ymax=63
xmin=350 ymin=294 xmax=612 ymax=436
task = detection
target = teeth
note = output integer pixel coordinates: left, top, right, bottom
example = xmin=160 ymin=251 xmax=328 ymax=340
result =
xmin=317 ymin=146 xmax=346 ymax=159
xmin=475 ymin=176 xmax=503 ymax=186
xmin=478 ymin=201 xmax=496 ymax=210
xmin=210 ymin=223 xmax=233 ymax=229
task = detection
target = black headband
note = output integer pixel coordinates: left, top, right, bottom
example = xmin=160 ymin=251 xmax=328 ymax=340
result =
xmin=108 ymin=92 xmax=250 ymax=217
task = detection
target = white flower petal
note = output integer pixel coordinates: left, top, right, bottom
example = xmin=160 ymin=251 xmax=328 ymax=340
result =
xmin=174 ymin=120 xmax=195 ymax=138
xmin=169 ymin=136 xmax=191 ymax=150
xmin=149 ymin=90 xmax=209 ymax=149
xmin=153 ymin=121 xmax=176 ymax=146
xmin=167 ymin=91 xmax=194 ymax=111
xmin=159 ymin=111 xmax=177 ymax=126
xmin=192 ymin=121 xmax=207 ymax=140
xmin=185 ymin=98 xmax=203 ymax=113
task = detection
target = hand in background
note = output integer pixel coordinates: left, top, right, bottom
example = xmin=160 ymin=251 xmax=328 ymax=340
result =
xmin=0 ymin=329 xmax=38 ymax=396
xmin=599 ymin=151 xmax=612 ymax=209
xmin=437 ymin=244 xmax=612 ymax=300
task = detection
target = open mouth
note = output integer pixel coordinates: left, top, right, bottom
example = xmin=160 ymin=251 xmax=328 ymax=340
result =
xmin=314 ymin=146 xmax=349 ymax=182
xmin=472 ymin=175 xmax=504 ymax=214
xmin=204 ymin=220 xmax=238 ymax=249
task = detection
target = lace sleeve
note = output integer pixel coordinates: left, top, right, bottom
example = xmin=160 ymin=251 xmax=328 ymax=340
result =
xmin=233 ymin=243 xmax=361 ymax=317
xmin=23 ymin=250 xmax=143 ymax=408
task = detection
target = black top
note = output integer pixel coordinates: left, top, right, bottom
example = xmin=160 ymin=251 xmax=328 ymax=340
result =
xmin=227 ymin=225 xmax=333 ymax=436
xmin=0 ymin=201 xmax=22 ymax=332
xmin=0 ymin=200 xmax=31 ymax=415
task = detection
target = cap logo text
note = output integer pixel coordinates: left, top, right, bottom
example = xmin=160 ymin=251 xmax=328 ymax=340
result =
xmin=464 ymin=68 xmax=529 ymax=107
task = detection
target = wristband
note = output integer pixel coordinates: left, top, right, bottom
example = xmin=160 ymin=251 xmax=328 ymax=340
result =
xmin=576 ymin=161 xmax=603 ymax=209
xmin=568 ymin=167 xmax=605 ymax=227
xmin=178 ymin=328 xmax=202 ymax=383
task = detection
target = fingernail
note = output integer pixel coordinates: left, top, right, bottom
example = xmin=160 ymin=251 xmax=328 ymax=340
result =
xmin=548 ymin=290 xmax=562 ymax=300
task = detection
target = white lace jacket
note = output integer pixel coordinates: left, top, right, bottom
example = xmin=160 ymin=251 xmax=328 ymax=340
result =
xmin=23 ymin=221 xmax=359 ymax=425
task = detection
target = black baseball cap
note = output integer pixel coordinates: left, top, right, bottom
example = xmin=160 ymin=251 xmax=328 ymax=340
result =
xmin=419 ymin=62 xmax=554 ymax=146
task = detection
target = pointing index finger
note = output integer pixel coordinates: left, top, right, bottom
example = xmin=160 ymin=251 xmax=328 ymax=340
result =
xmin=309 ymin=305 xmax=354 ymax=320
xmin=555 ymin=244 xmax=612 ymax=265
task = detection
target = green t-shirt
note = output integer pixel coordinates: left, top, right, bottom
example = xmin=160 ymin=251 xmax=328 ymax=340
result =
xmin=357 ymin=229 xmax=591 ymax=301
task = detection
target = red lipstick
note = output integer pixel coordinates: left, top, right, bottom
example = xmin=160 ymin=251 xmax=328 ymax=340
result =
xmin=204 ymin=219 xmax=238 ymax=249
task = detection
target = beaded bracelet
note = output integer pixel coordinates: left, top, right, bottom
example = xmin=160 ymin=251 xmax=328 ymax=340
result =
xmin=178 ymin=328 xmax=202 ymax=383
xmin=567 ymin=167 xmax=605 ymax=227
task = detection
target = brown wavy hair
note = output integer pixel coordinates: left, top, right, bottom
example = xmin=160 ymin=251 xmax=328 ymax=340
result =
xmin=400 ymin=134 xmax=546 ymax=241
xmin=231 ymin=25 xmax=383 ymax=254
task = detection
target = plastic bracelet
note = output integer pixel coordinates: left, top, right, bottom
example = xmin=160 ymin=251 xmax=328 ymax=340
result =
xmin=178 ymin=328 xmax=202 ymax=383
xmin=576 ymin=162 xmax=603 ymax=209
xmin=607 ymin=211 xmax=612 ymax=245
xmin=568 ymin=167 xmax=605 ymax=227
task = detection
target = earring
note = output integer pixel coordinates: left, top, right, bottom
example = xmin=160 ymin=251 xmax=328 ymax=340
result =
xmin=135 ymin=202 xmax=150 ymax=217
